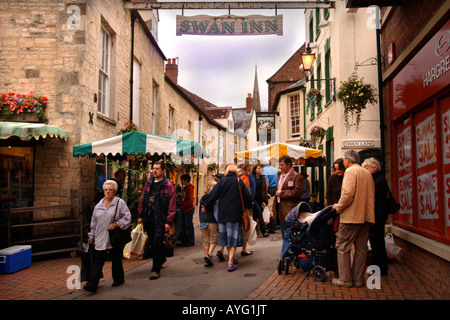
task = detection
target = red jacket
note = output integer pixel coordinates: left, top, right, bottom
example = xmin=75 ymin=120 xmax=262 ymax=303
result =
xmin=180 ymin=183 xmax=195 ymax=213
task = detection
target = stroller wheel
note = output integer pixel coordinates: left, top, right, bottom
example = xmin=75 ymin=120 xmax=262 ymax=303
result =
xmin=285 ymin=260 xmax=290 ymax=275
xmin=277 ymin=260 xmax=285 ymax=275
xmin=312 ymin=266 xmax=327 ymax=282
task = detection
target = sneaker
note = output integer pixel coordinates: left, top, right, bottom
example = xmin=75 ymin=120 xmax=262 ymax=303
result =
xmin=204 ymin=254 xmax=213 ymax=267
xmin=216 ymin=250 xmax=225 ymax=262
xmin=149 ymin=272 xmax=160 ymax=280
xmin=353 ymin=281 xmax=364 ymax=287
xmin=227 ymin=263 xmax=238 ymax=272
xmin=331 ymin=278 xmax=353 ymax=288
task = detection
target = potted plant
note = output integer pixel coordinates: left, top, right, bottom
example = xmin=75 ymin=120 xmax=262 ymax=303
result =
xmin=337 ymin=73 xmax=377 ymax=131
xmin=207 ymin=162 xmax=218 ymax=172
xmin=309 ymin=125 xmax=326 ymax=146
xmin=306 ymin=88 xmax=322 ymax=115
xmin=0 ymin=91 xmax=47 ymax=122
xmin=118 ymin=122 xmax=138 ymax=135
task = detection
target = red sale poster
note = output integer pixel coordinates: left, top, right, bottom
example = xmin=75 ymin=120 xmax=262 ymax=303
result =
xmin=442 ymin=96 xmax=450 ymax=236
xmin=396 ymin=119 xmax=413 ymax=224
xmin=415 ymin=107 xmax=439 ymax=232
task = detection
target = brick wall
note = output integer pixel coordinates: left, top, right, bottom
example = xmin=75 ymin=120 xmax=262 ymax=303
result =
xmin=267 ymin=46 xmax=305 ymax=111
xmin=395 ymin=237 xmax=450 ymax=299
xmin=380 ymin=0 xmax=450 ymax=299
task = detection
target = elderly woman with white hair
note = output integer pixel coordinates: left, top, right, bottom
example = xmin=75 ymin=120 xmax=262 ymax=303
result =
xmin=83 ymin=179 xmax=131 ymax=293
xmin=362 ymin=157 xmax=389 ymax=275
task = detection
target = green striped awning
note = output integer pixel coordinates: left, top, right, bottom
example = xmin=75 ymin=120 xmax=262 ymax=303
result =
xmin=73 ymin=131 xmax=207 ymax=159
xmin=0 ymin=122 xmax=68 ymax=141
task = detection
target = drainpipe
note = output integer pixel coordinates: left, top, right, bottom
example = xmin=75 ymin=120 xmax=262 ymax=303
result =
xmin=196 ymin=115 xmax=203 ymax=206
xmin=130 ymin=10 xmax=137 ymax=122
xmin=376 ymin=8 xmax=386 ymax=177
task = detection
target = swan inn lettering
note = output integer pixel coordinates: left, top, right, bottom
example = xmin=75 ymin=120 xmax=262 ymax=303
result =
xmin=176 ymin=14 xmax=283 ymax=36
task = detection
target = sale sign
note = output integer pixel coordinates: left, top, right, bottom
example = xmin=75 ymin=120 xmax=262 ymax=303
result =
xmin=415 ymin=108 xmax=440 ymax=232
xmin=397 ymin=120 xmax=413 ymax=224
xmin=442 ymin=96 xmax=450 ymax=235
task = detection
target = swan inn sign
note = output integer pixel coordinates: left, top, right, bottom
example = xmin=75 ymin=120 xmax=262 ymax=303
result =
xmin=176 ymin=14 xmax=283 ymax=36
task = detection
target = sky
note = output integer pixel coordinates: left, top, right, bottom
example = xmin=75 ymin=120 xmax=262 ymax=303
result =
xmin=156 ymin=2 xmax=306 ymax=111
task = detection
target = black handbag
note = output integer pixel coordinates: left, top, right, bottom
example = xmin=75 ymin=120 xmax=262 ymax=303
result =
xmin=108 ymin=201 xmax=132 ymax=248
xmin=387 ymin=190 xmax=401 ymax=214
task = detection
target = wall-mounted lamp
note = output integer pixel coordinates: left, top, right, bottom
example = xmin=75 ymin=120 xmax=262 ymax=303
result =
xmin=300 ymin=43 xmax=337 ymax=102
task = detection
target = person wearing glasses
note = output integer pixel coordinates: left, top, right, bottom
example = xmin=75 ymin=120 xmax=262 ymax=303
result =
xmin=84 ymin=180 xmax=131 ymax=293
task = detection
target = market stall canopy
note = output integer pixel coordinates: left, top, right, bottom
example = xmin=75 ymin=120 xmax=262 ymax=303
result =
xmin=72 ymin=131 xmax=206 ymax=159
xmin=235 ymin=143 xmax=324 ymax=166
xmin=0 ymin=122 xmax=68 ymax=141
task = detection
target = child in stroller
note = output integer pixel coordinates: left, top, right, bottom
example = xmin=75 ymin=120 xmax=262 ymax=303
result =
xmin=277 ymin=202 xmax=339 ymax=282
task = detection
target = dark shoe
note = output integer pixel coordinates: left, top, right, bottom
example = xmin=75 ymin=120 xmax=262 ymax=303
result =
xmin=149 ymin=271 xmax=160 ymax=280
xmin=216 ymin=250 xmax=225 ymax=262
xmin=177 ymin=242 xmax=194 ymax=247
xmin=204 ymin=254 xmax=213 ymax=267
xmin=112 ymin=280 xmax=124 ymax=287
xmin=83 ymin=283 xmax=97 ymax=293
xmin=241 ymin=250 xmax=253 ymax=256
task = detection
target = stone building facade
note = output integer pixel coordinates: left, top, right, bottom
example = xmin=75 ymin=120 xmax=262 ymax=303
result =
xmin=0 ymin=0 xmax=235 ymax=250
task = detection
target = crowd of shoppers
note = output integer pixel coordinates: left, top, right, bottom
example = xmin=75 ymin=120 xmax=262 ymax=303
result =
xmin=84 ymin=150 xmax=392 ymax=293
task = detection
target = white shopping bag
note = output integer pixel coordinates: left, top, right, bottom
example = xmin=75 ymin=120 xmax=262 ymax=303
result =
xmin=123 ymin=224 xmax=148 ymax=260
xmin=385 ymin=233 xmax=401 ymax=259
xmin=262 ymin=205 xmax=270 ymax=225
xmin=247 ymin=216 xmax=258 ymax=246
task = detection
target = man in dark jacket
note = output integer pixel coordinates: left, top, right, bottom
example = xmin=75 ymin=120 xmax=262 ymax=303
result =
xmin=137 ymin=161 xmax=176 ymax=280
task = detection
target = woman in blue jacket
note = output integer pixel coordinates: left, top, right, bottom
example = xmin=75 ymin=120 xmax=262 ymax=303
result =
xmin=206 ymin=165 xmax=253 ymax=271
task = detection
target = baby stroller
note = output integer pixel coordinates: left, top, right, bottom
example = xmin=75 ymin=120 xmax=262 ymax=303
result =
xmin=277 ymin=204 xmax=338 ymax=282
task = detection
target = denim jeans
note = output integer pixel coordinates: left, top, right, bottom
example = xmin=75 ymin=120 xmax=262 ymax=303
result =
xmin=280 ymin=220 xmax=290 ymax=259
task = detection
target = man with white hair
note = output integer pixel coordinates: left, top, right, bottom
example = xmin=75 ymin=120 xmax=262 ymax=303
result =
xmin=332 ymin=150 xmax=375 ymax=288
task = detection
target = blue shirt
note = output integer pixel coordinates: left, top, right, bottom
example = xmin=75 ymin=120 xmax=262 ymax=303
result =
xmin=263 ymin=165 xmax=278 ymax=188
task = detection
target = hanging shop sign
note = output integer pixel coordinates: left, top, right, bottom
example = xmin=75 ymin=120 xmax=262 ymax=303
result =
xmin=256 ymin=112 xmax=276 ymax=144
xmin=176 ymin=14 xmax=283 ymax=36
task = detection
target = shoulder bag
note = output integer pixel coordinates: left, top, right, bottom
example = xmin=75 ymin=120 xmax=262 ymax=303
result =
xmin=108 ymin=200 xmax=132 ymax=248
xmin=238 ymin=179 xmax=250 ymax=231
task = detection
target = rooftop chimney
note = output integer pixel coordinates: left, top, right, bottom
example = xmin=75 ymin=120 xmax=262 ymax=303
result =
xmin=165 ymin=58 xmax=178 ymax=84
xmin=246 ymin=93 xmax=253 ymax=114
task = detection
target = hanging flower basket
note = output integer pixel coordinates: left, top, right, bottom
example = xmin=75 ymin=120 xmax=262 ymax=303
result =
xmin=337 ymin=73 xmax=377 ymax=131
xmin=306 ymin=88 xmax=322 ymax=114
xmin=0 ymin=91 xmax=47 ymax=122
xmin=309 ymin=125 xmax=326 ymax=146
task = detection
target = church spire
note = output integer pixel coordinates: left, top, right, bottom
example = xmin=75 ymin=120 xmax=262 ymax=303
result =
xmin=253 ymin=63 xmax=261 ymax=112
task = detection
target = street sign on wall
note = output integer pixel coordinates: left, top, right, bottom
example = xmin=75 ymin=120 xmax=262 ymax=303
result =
xmin=176 ymin=14 xmax=283 ymax=36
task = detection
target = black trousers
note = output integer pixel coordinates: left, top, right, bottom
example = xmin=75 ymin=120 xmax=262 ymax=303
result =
xmin=149 ymin=232 xmax=165 ymax=272
xmin=88 ymin=247 xmax=124 ymax=288
xmin=369 ymin=214 xmax=388 ymax=275
xmin=144 ymin=221 xmax=165 ymax=273
xmin=253 ymin=201 xmax=267 ymax=235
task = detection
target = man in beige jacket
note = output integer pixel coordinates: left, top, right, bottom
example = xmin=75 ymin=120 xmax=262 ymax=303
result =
xmin=332 ymin=150 xmax=375 ymax=288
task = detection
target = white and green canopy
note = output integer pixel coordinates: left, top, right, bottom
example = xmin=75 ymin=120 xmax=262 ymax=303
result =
xmin=0 ymin=122 xmax=68 ymax=141
xmin=73 ymin=131 xmax=204 ymax=159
